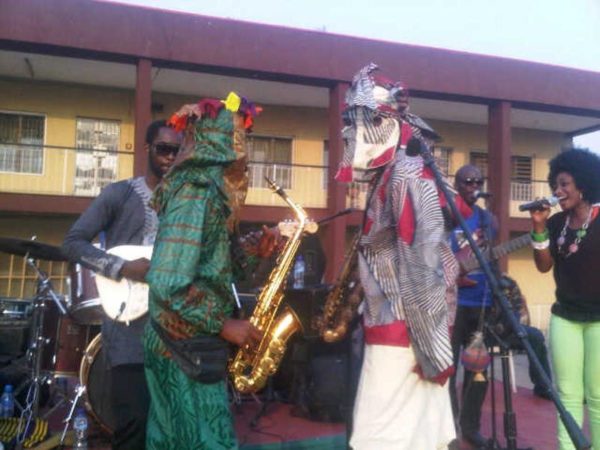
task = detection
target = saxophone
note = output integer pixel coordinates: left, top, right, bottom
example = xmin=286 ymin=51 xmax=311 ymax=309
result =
xmin=313 ymin=232 xmax=363 ymax=343
xmin=229 ymin=177 xmax=317 ymax=394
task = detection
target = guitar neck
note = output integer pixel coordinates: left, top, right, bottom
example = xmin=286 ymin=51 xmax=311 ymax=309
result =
xmin=461 ymin=233 xmax=532 ymax=273
xmin=490 ymin=234 xmax=532 ymax=260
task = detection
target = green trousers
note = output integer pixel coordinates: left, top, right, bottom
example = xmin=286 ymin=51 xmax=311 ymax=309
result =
xmin=550 ymin=314 xmax=600 ymax=450
xmin=144 ymin=328 xmax=237 ymax=450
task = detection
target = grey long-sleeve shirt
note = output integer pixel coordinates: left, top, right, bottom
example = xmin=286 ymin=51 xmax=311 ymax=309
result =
xmin=62 ymin=178 xmax=153 ymax=367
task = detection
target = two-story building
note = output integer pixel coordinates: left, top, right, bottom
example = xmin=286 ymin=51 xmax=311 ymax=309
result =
xmin=1 ymin=0 xmax=600 ymax=333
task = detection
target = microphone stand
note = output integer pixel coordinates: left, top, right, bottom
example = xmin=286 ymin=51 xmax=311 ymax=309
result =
xmin=418 ymin=142 xmax=591 ymax=450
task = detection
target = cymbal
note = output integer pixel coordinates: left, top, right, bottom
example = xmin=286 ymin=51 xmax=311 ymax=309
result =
xmin=0 ymin=237 xmax=67 ymax=262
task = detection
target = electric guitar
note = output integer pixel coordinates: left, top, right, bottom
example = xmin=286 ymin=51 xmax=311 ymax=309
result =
xmin=456 ymin=233 xmax=532 ymax=286
xmin=95 ymin=245 xmax=153 ymax=324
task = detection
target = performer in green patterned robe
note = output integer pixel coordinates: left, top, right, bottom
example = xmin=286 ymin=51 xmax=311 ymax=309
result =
xmin=144 ymin=97 xmax=262 ymax=450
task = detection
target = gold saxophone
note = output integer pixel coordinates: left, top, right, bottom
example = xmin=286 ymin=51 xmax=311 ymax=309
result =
xmin=229 ymin=177 xmax=317 ymax=394
xmin=313 ymin=231 xmax=363 ymax=343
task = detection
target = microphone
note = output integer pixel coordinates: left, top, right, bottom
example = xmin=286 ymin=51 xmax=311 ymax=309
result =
xmin=474 ymin=190 xmax=491 ymax=199
xmin=518 ymin=196 xmax=559 ymax=212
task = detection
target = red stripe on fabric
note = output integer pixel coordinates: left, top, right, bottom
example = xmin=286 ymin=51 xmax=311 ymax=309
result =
xmin=335 ymin=165 xmax=353 ymax=183
xmin=364 ymin=320 xmax=410 ymax=347
xmin=371 ymin=146 xmax=395 ymax=168
xmin=398 ymin=193 xmax=416 ymax=244
xmin=378 ymin=168 xmax=392 ymax=203
xmin=422 ymin=166 xmax=435 ymax=180
xmin=438 ymin=187 xmax=448 ymax=208
xmin=400 ymin=122 xmax=413 ymax=146
xmin=413 ymin=364 xmax=455 ymax=386
xmin=363 ymin=217 xmax=373 ymax=235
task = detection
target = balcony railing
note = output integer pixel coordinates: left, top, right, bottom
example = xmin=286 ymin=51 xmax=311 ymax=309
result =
xmin=246 ymin=162 xmax=327 ymax=208
xmin=0 ymin=143 xmax=133 ymax=197
xmin=0 ymin=144 xmax=555 ymax=217
xmin=343 ymin=174 xmax=554 ymax=217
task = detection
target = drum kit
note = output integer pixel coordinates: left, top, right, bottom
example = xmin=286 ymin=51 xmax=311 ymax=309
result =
xmin=0 ymin=237 xmax=115 ymax=446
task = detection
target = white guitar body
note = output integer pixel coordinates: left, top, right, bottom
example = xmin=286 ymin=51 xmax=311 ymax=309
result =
xmin=96 ymin=245 xmax=153 ymax=324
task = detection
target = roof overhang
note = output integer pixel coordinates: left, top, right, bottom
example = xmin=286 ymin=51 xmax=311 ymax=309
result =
xmin=1 ymin=0 xmax=600 ymax=116
xmin=1 ymin=49 xmax=599 ymax=134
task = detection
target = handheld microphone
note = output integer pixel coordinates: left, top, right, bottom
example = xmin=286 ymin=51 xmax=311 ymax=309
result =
xmin=474 ymin=190 xmax=491 ymax=199
xmin=518 ymin=196 xmax=559 ymax=212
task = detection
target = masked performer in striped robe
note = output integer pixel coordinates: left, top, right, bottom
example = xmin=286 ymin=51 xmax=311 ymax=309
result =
xmin=336 ymin=63 xmax=460 ymax=450
xmin=144 ymin=95 xmax=265 ymax=450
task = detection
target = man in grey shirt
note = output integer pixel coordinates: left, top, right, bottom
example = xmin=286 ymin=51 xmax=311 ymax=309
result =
xmin=63 ymin=120 xmax=181 ymax=449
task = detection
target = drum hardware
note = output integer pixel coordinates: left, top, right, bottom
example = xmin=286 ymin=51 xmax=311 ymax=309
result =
xmin=14 ymin=256 xmax=69 ymax=446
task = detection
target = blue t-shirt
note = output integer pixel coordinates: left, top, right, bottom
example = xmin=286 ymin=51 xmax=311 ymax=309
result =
xmin=451 ymin=206 xmax=495 ymax=307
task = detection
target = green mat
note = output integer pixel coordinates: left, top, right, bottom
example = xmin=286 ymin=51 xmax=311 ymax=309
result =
xmin=240 ymin=433 xmax=346 ymax=450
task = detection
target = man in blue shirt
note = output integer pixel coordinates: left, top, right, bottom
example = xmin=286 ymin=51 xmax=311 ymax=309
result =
xmin=449 ymin=164 xmax=497 ymax=449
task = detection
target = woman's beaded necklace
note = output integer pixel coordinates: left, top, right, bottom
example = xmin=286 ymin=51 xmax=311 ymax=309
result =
xmin=557 ymin=206 xmax=594 ymax=257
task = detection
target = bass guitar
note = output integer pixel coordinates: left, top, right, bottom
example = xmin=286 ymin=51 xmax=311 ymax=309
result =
xmin=95 ymin=245 xmax=153 ymax=324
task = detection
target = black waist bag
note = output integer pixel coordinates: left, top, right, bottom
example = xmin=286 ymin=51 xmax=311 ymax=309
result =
xmin=151 ymin=320 xmax=230 ymax=384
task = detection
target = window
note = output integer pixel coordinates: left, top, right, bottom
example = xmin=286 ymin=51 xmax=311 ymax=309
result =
xmin=469 ymin=151 xmax=533 ymax=200
xmin=74 ymin=118 xmax=120 ymax=196
xmin=469 ymin=151 xmax=489 ymax=179
xmin=0 ymin=112 xmax=45 ymax=174
xmin=247 ymin=135 xmax=292 ymax=188
xmin=511 ymin=155 xmax=533 ymax=201
xmin=433 ymin=146 xmax=453 ymax=176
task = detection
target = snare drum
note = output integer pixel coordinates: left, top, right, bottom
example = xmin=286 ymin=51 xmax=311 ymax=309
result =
xmin=40 ymin=299 xmax=99 ymax=376
xmin=67 ymin=264 xmax=106 ymax=325
xmin=79 ymin=334 xmax=116 ymax=434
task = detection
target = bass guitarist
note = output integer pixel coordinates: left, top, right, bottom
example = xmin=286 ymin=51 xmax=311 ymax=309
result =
xmin=62 ymin=120 xmax=182 ymax=450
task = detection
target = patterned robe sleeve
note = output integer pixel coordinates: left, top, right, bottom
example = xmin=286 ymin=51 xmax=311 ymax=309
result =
xmin=147 ymin=182 xmax=231 ymax=336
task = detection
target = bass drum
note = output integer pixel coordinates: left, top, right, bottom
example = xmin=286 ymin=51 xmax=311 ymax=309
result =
xmin=79 ymin=334 xmax=116 ymax=434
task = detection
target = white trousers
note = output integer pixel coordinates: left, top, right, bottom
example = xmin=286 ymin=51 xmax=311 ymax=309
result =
xmin=350 ymin=344 xmax=455 ymax=450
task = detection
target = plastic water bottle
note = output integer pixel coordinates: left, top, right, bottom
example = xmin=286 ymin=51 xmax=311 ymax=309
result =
xmin=293 ymin=255 xmax=305 ymax=289
xmin=72 ymin=407 xmax=88 ymax=449
xmin=0 ymin=384 xmax=15 ymax=418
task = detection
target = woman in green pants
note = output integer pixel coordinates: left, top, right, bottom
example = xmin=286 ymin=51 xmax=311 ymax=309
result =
xmin=530 ymin=148 xmax=600 ymax=450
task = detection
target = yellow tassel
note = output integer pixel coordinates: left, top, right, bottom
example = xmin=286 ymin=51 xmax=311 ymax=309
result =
xmin=222 ymin=92 xmax=241 ymax=112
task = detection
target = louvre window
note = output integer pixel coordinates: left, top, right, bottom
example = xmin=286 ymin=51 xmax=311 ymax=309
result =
xmin=469 ymin=151 xmax=533 ymax=200
xmin=0 ymin=112 xmax=45 ymax=174
xmin=247 ymin=135 xmax=292 ymax=189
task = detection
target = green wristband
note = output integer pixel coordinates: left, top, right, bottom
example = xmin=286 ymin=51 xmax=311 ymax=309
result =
xmin=530 ymin=229 xmax=549 ymax=242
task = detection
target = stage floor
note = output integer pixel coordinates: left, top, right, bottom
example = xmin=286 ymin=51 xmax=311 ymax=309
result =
xmin=22 ymin=380 xmax=589 ymax=450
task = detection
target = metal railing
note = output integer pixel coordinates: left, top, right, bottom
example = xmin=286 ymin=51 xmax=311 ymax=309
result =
xmin=0 ymin=143 xmax=133 ymax=197
xmin=1 ymin=144 xmax=555 ymax=216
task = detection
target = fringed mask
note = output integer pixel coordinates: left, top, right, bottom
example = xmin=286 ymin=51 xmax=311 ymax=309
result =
xmin=335 ymin=63 xmax=409 ymax=183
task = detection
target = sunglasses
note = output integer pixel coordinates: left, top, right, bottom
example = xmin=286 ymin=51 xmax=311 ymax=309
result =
xmin=152 ymin=143 xmax=180 ymax=157
xmin=460 ymin=177 xmax=484 ymax=187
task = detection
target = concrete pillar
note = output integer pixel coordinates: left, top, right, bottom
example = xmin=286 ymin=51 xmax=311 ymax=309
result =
xmin=323 ymin=82 xmax=349 ymax=283
xmin=487 ymin=101 xmax=512 ymax=270
xmin=134 ymin=58 xmax=152 ymax=177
